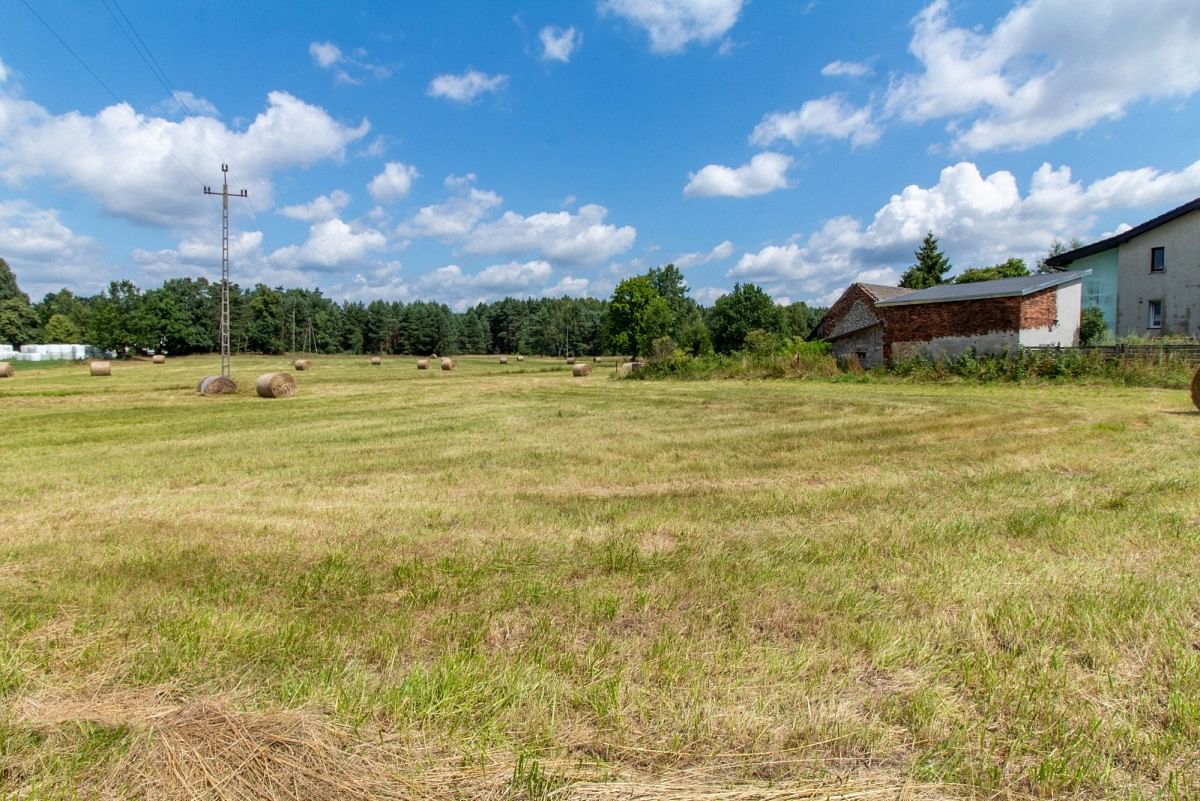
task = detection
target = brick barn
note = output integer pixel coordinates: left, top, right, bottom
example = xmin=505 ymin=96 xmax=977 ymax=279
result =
xmin=808 ymin=283 xmax=915 ymax=367
xmin=873 ymin=271 xmax=1090 ymax=361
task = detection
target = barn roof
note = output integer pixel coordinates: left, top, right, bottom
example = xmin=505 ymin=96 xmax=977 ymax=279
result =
xmin=873 ymin=270 xmax=1090 ymax=307
xmin=1044 ymin=196 xmax=1200 ymax=267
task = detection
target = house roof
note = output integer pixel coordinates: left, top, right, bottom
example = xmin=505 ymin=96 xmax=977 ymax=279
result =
xmin=1044 ymin=195 xmax=1200 ymax=267
xmin=807 ymin=283 xmax=915 ymax=341
xmin=874 ymin=270 xmax=1090 ymax=307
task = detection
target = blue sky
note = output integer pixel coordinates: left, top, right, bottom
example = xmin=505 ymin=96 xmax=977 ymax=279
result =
xmin=1 ymin=0 xmax=1198 ymax=308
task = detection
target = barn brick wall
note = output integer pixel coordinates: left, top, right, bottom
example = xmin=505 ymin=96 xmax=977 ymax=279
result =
xmin=877 ymin=289 xmax=1063 ymax=359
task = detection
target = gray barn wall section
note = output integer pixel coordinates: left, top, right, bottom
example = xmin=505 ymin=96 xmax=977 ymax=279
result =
xmin=830 ymin=324 xmax=886 ymax=367
xmin=1116 ymin=211 xmax=1200 ymax=336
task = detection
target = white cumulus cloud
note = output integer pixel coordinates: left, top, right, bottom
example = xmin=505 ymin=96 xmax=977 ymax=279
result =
xmin=278 ymin=190 xmax=351 ymax=222
xmin=673 ymin=239 xmax=734 ymax=268
xmin=397 ymin=174 xmax=504 ymax=240
xmin=427 ymin=70 xmax=509 ymax=103
xmin=461 ymin=203 xmax=636 ymax=265
xmin=750 ymin=95 xmax=880 ymax=148
xmin=540 ymin=26 xmax=582 ymax=62
xmin=600 ymin=0 xmax=745 ymax=53
xmin=684 ymin=152 xmax=793 ymax=198
xmin=368 ymin=162 xmax=419 ymax=203
xmin=820 ymin=60 xmax=873 ymax=78
xmin=267 ymin=218 xmax=386 ymax=271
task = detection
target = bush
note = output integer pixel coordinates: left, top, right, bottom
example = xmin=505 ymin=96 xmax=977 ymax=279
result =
xmin=1079 ymin=307 xmax=1108 ymax=346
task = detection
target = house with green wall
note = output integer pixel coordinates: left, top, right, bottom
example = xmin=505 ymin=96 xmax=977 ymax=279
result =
xmin=1046 ymin=196 xmax=1200 ymax=338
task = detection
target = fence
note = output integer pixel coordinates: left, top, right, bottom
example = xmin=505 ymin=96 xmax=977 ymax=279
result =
xmin=1024 ymin=344 xmax=1200 ymax=364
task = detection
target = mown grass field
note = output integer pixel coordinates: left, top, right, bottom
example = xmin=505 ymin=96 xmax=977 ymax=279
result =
xmin=1 ymin=354 xmax=1198 ymax=800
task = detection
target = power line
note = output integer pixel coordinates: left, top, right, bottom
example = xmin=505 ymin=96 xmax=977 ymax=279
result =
xmin=18 ymin=0 xmax=121 ymax=104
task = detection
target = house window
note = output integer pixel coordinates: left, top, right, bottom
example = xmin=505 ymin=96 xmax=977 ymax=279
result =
xmin=1148 ymin=299 xmax=1163 ymax=329
xmin=1150 ymin=247 xmax=1165 ymax=272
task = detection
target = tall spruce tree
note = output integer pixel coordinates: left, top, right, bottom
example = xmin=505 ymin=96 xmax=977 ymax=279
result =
xmin=899 ymin=232 xmax=952 ymax=289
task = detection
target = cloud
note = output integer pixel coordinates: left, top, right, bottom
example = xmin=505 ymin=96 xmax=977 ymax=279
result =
xmin=132 ymin=230 xmax=264 ymax=279
xmin=684 ymin=152 xmax=792 ymax=198
xmin=750 ymin=95 xmax=880 ymax=148
xmin=0 ymin=200 xmax=103 ymax=296
xmin=673 ymin=239 xmax=734 ymax=268
xmin=396 ymin=173 xmax=504 ymax=240
xmin=415 ymin=260 xmax=555 ymax=309
xmin=309 ymin=42 xmax=343 ymax=68
xmin=0 ymin=87 xmax=370 ymax=229
xmin=600 ymin=0 xmax=746 ymax=53
xmin=367 ymin=162 xmax=419 ymax=203
xmin=727 ymin=156 xmax=1200 ymax=304
xmin=278 ymin=190 xmax=351 ymax=222
xmin=0 ymin=58 xmax=8 ymax=84
xmin=461 ymin=203 xmax=636 ymax=265
xmin=427 ymin=70 xmax=508 ymax=103
xmin=820 ymin=60 xmax=873 ymax=78
xmin=158 ymin=90 xmax=219 ymax=117
xmin=267 ymin=218 xmax=386 ymax=271
xmin=310 ymin=41 xmax=390 ymax=84
xmin=884 ymin=0 xmax=1200 ymax=151
xmin=542 ymin=275 xmax=590 ymax=297
xmin=540 ymin=26 xmax=582 ymax=62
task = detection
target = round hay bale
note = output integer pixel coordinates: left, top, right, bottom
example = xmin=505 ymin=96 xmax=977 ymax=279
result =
xmin=566 ymin=357 xmax=576 ymax=365
xmin=440 ymin=357 xmax=456 ymax=371
xmin=593 ymin=356 xmax=600 ymax=362
xmin=499 ymin=356 xmax=508 ymax=364
xmin=572 ymin=363 xmax=592 ymax=377
xmin=370 ymin=356 xmax=382 ymax=366
xmin=152 ymin=354 xmax=166 ymax=364
xmin=197 ymin=375 xmax=237 ymax=396
xmin=293 ymin=359 xmax=312 ymax=371
xmin=89 ymin=361 xmax=112 ymax=376
xmin=516 ymin=355 xmax=525 ymax=362
xmin=255 ymin=372 xmax=296 ymax=399
xmin=416 ymin=359 xmax=430 ymax=370
xmin=617 ymin=361 xmax=647 ymax=377
xmin=0 ymin=362 xmax=13 ymax=378
xmin=1192 ymin=366 xmax=1200 ymax=411
xmin=431 ymin=353 xmax=438 ymax=359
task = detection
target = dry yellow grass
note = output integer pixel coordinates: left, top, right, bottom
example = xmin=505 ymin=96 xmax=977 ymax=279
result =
xmin=0 ymin=354 xmax=1197 ymax=800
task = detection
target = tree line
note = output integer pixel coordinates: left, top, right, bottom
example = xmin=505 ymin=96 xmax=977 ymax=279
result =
xmin=0 ymin=259 xmax=825 ymax=358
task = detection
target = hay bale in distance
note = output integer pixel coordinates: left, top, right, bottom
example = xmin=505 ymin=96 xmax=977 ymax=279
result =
xmin=255 ymin=372 xmax=296 ymax=399
xmin=0 ymin=362 xmax=13 ymax=378
xmin=370 ymin=356 xmax=382 ymax=366
xmin=152 ymin=354 xmax=166 ymax=364
xmin=517 ymin=355 xmax=525 ymax=362
xmin=416 ymin=359 xmax=430 ymax=370
xmin=566 ymin=357 xmax=576 ymax=365
xmin=440 ymin=357 xmax=456 ymax=371
xmin=90 ymin=361 xmax=112 ymax=377
xmin=617 ymin=361 xmax=647 ymax=377
xmin=499 ymin=356 xmax=508 ymax=364
xmin=197 ymin=375 xmax=237 ymax=396
xmin=572 ymin=363 xmax=592 ymax=377
xmin=1192 ymin=367 xmax=1200 ymax=411
xmin=293 ymin=359 xmax=312 ymax=371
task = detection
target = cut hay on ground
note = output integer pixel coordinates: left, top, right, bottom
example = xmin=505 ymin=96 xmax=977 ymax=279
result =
xmin=89 ymin=361 xmax=111 ymax=376
xmin=196 ymin=375 xmax=237 ymax=396
xmin=572 ymin=363 xmax=593 ymax=377
xmin=294 ymin=359 xmax=312 ymax=371
xmin=417 ymin=359 xmax=430 ymax=370
xmin=0 ymin=361 xmax=12 ymax=378
xmin=152 ymin=355 xmax=166 ymax=364
xmin=11 ymin=691 xmax=950 ymax=801
xmin=370 ymin=357 xmax=382 ymax=365
xmin=440 ymin=357 xmax=456 ymax=371
xmin=256 ymin=372 xmax=297 ymax=399
xmin=1193 ymin=367 xmax=1200 ymax=411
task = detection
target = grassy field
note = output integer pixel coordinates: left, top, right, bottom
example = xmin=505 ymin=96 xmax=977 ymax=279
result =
xmin=1 ymin=354 xmax=1198 ymax=800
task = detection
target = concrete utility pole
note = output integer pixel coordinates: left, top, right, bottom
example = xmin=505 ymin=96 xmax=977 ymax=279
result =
xmin=203 ymin=164 xmax=247 ymax=378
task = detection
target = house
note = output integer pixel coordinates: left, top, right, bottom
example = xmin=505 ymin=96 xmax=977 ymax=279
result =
xmin=1044 ymin=196 xmax=1200 ymax=338
xmin=872 ymin=271 xmax=1090 ymax=360
xmin=810 ymin=283 xmax=914 ymax=367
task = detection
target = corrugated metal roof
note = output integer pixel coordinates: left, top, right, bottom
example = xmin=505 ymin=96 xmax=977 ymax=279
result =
xmin=874 ymin=270 xmax=1090 ymax=307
